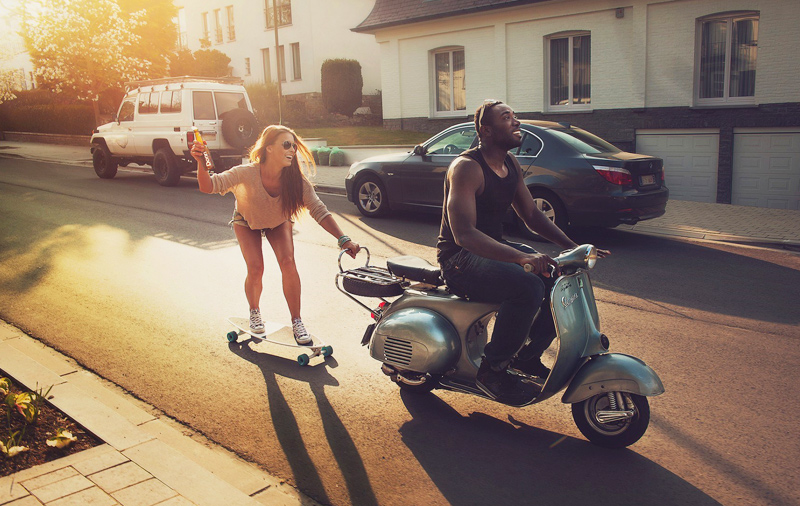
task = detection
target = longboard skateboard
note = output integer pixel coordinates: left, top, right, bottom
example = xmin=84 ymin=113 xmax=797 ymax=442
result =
xmin=226 ymin=317 xmax=333 ymax=366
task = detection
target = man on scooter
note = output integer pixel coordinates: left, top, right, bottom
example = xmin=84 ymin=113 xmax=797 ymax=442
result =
xmin=437 ymin=99 xmax=609 ymax=404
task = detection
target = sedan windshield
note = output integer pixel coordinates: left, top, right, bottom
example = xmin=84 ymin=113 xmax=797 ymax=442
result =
xmin=549 ymin=127 xmax=620 ymax=154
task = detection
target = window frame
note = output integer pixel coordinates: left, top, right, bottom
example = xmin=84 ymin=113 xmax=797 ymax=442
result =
xmin=291 ymin=42 xmax=301 ymax=81
xmin=265 ymin=0 xmax=292 ymax=29
xmin=545 ymin=31 xmax=592 ymax=113
xmin=694 ymin=11 xmax=759 ymax=107
xmin=277 ymin=45 xmax=286 ymax=82
xmin=213 ymin=8 xmax=223 ymax=44
xmin=430 ymin=46 xmax=466 ymax=119
xmin=262 ymin=48 xmax=271 ymax=83
xmin=226 ymin=5 xmax=235 ymax=41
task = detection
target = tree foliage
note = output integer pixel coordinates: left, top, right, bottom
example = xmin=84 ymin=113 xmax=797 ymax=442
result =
xmin=321 ymin=59 xmax=363 ymax=117
xmin=168 ymin=48 xmax=231 ymax=78
xmin=21 ymin=0 xmax=151 ymax=125
xmin=117 ymin=0 xmax=179 ymax=78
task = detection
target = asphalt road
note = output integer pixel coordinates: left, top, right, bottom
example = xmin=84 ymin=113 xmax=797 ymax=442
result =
xmin=1 ymin=158 xmax=799 ymax=506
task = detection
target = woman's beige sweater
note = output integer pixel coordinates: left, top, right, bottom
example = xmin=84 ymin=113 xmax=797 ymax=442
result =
xmin=209 ymin=162 xmax=331 ymax=229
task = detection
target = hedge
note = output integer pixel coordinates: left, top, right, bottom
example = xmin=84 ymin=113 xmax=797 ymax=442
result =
xmin=0 ymin=104 xmax=95 ymax=135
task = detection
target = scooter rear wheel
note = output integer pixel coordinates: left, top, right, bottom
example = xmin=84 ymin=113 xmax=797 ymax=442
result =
xmin=571 ymin=392 xmax=650 ymax=448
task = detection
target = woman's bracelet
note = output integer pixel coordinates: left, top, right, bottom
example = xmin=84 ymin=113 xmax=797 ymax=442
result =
xmin=337 ymin=235 xmax=351 ymax=248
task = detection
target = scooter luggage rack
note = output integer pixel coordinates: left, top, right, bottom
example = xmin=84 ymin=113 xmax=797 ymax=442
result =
xmin=336 ymin=247 xmax=406 ymax=314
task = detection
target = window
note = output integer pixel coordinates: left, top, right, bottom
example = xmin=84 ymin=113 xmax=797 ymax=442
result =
xmin=547 ymin=32 xmax=590 ymax=111
xmin=696 ymin=12 xmax=758 ymax=105
xmin=160 ymin=91 xmax=182 ymax=113
xmin=265 ymin=0 xmax=292 ymax=29
xmin=262 ymin=48 xmax=271 ymax=82
xmin=213 ymin=9 xmax=223 ymax=43
xmin=291 ymin=43 xmax=301 ymax=80
xmin=245 ymin=57 xmax=251 ymax=76
xmin=138 ymin=93 xmax=157 ymax=114
xmin=516 ymin=133 xmax=543 ymax=157
xmin=277 ymin=45 xmax=286 ymax=82
xmin=118 ymin=99 xmax=135 ymax=122
xmin=226 ymin=6 xmax=235 ymax=41
xmin=432 ymin=48 xmax=465 ymax=115
xmin=193 ymin=91 xmax=216 ymax=120
xmin=426 ymin=128 xmax=476 ymax=155
xmin=215 ymin=92 xmax=248 ymax=116
xmin=201 ymin=12 xmax=210 ymax=43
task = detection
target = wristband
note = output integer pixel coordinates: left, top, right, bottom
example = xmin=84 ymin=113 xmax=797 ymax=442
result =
xmin=337 ymin=235 xmax=351 ymax=248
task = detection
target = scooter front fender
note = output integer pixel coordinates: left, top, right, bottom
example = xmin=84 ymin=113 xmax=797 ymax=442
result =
xmin=561 ymin=353 xmax=665 ymax=404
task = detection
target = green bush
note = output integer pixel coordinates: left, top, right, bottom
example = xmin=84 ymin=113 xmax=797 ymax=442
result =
xmin=317 ymin=146 xmax=331 ymax=165
xmin=0 ymin=104 xmax=94 ymax=135
xmin=309 ymin=146 xmax=320 ymax=164
xmin=246 ymin=82 xmax=280 ymax=127
xmin=321 ymin=59 xmax=363 ymax=117
xmin=329 ymin=147 xmax=346 ymax=166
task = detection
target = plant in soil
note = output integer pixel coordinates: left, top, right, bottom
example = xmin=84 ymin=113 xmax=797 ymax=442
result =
xmin=1 ymin=371 xmax=102 ymax=476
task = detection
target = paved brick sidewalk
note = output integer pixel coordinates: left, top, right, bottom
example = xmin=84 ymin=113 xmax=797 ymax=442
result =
xmin=0 ymin=322 xmax=317 ymax=506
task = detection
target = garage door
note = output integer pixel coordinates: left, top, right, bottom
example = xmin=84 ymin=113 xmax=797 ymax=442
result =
xmin=636 ymin=130 xmax=719 ymax=203
xmin=733 ymin=129 xmax=800 ymax=209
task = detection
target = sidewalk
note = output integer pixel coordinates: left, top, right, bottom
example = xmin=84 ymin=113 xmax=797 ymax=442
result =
xmin=0 ymin=321 xmax=318 ymax=506
xmin=2 ymin=139 xmax=797 ymax=250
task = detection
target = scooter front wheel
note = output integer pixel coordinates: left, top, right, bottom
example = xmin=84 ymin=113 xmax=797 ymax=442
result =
xmin=571 ymin=392 xmax=650 ymax=449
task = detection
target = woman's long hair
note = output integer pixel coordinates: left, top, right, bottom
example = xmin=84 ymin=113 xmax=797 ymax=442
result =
xmin=249 ymin=125 xmax=317 ymax=221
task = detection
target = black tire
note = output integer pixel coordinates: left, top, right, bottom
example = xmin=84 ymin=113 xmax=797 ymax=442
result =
xmin=221 ymin=108 xmax=259 ymax=150
xmin=92 ymin=146 xmax=118 ymax=179
xmin=355 ymin=175 xmax=389 ymax=217
xmin=572 ymin=392 xmax=650 ymax=448
xmin=517 ymin=188 xmax=568 ymax=240
xmin=153 ymin=148 xmax=181 ymax=186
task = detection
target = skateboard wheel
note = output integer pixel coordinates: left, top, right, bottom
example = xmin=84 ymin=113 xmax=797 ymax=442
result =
xmin=297 ymin=354 xmax=310 ymax=366
xmin=322 ymin=345 xmax=333 ymax=357
xmin=226 ymin=331 xmax=238 ymax=343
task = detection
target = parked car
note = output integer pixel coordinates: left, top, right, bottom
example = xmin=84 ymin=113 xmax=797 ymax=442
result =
xmin=344 ymin=121 xmax=668 ymax=233
xmin=90 ymin=76 xmax=259 ymax=186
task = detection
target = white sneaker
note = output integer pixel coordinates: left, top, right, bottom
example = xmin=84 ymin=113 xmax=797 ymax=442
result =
xmin=292 ymin=318 xmax=312 ymax=345
xmin=249 ymin=309 xmax=265 ymax=334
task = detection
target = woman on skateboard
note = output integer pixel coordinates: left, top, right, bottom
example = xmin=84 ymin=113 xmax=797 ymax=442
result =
xmin=191 ymin=125 xmax=360 ymax=343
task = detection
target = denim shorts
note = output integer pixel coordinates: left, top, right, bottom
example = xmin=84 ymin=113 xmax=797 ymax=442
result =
xmin=229 ymin=210 xmax=285 ymax=237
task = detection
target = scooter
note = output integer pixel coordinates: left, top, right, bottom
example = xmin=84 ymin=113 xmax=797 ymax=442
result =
xmin=336 ymin=245 xmax=664 ymax=448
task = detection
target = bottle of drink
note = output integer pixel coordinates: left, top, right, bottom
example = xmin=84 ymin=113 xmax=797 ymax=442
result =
xmin=193 ymin=128 xmax=215 ymax=171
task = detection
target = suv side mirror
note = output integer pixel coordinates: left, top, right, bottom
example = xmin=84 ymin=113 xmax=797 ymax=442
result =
xmin=413 ymin=144 xmax=427 ymax=157
xmin=113 ymin=114 xmax=119 ymax=124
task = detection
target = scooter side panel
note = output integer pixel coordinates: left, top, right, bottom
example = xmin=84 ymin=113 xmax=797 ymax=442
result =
xmin=560 ymin=353 xmax=665 ymax=404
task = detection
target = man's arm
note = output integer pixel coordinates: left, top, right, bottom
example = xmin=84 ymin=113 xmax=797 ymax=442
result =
xmin=447 ymin=157 xmax=556 ymax=273
xmin=510 ymin=156 xmax=578 ymax=250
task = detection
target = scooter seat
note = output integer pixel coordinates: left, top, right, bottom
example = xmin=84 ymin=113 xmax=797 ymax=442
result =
xmin=387 ymin=256 xmax=444 ymax=286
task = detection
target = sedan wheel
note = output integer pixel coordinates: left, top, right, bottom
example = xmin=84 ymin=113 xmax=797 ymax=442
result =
xmin=518 ymin=189 xmax=567 ymax=240
xmin=355 ymin=176 xmax=389 ymax=217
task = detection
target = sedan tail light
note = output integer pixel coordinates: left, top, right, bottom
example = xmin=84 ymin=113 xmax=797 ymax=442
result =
xmin=593 ymin=166 xmax=633 ymax=186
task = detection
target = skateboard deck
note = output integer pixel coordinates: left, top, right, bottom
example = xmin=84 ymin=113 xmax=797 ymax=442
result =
xmin=226 ymin=317 xmax=332 ymax=365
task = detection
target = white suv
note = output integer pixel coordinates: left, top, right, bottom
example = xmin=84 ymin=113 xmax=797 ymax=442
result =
xmin=90 ymin=76 xmax=259 ymax=186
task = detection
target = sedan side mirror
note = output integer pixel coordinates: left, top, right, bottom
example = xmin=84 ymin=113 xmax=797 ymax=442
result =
xmin=413 ymin=144 xmax=427 ymax=157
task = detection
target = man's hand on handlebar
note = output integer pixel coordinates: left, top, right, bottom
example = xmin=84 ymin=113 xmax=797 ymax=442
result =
xmin=519 ymin=253 xmax=558 ymax=278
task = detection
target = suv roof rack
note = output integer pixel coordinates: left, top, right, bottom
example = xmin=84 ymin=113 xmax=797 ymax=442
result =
xmin=124 ymin=76 xmax=244 ymax=90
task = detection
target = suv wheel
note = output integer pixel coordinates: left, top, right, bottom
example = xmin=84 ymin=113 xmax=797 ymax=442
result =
xmin=92 ymin=146 xmax=118 ymax=179
xmin=153 ymin=148 xmax=181 ymax=186
xmin=221 ymin=109 xmax=259 ymax=150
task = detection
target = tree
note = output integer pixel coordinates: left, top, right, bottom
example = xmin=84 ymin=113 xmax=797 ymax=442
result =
xmin=0 ymin=70 xmax=19 ymax=104
xmin=22 ymin=0 xmax=150 ymax=127
xmin=117 ymin=0 xmax=179 ymax=78
xmin=321 ymin=59 xmax=363 ymax=116
xmin=193 ymin=49 xmax=232 ymax=78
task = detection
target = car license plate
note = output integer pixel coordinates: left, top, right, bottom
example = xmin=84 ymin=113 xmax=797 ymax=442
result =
xmin=640 ymin=174 xmax=656 ymax=186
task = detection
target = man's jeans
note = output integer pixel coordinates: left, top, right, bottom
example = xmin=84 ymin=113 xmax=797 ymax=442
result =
xmin=440 ymin=241 xmax=555 ymax=368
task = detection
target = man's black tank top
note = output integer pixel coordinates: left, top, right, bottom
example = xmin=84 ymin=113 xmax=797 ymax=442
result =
xmin=437 ymin=147 xmax=518 ymax=264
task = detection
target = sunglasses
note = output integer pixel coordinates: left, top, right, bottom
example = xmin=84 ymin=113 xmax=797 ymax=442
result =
xmin=280 ymin=140 xmax=298 ymax=151
xmin=476 ymin=99 xmax=503 ymax=130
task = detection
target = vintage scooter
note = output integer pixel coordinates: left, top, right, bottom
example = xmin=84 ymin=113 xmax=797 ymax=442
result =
xmin=336 ymin=245 xmax=664 ymax=448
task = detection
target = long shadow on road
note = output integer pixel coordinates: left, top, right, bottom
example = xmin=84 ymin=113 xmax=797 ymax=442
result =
xmin=228 ymin=338 xmax=379 ymax=506
xmin=399 ymin=390 xmax=721 ymax=506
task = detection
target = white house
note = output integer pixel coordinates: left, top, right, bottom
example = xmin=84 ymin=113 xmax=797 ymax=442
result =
xmin=353 ymin=0 xmax=800 ymax=209
xmin=174 ymin=0 xmax=382 ymax=99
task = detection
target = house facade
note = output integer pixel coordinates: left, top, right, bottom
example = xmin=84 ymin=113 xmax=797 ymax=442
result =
xmin=354 ymin=0 xmax=800 ymax=208
xmin=175 ymin=0 xmax=382 ymax=99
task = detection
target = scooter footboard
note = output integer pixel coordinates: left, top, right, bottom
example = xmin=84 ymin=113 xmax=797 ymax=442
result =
xmin=561 ymin=353 xmax=664 ymax=404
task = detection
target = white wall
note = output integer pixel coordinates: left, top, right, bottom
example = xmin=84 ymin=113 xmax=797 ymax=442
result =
xmin=175 ymin=0 xmax=381 ymax=96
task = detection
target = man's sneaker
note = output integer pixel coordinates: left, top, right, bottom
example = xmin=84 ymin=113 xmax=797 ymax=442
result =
xmin=475 ymin=359 xmax=536 ymax=406
xmin=292 ymin=318 xmax=312 ymax=346
xmin=249 ymin=309 xmax=265 ymax=334
xmin=513 ymin=356 xmax=551 ymax=379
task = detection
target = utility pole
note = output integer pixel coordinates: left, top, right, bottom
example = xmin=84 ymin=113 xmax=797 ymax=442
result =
xmin=271 ymin=0 xmax=282 ymax=124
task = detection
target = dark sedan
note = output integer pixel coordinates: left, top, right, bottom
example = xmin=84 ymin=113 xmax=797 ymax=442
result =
xmin=344 ymin=121 xmax=668 ymax=232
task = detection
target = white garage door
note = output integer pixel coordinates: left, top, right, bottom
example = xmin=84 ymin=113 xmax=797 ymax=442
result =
xmin=636 ymin=129 xmax=719 ymax=203
xmin=733 ymin=128 xmax=800 ymax=210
